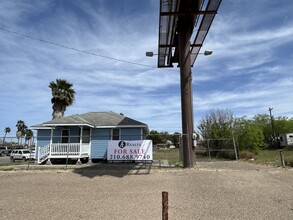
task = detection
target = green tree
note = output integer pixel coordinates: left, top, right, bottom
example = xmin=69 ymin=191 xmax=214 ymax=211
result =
xmin=197 ymin=108 xmax=234 ymax=150
xmin=171 ymin=132 xmax=181 ymax=148
xmin=253 ymin=114 xmax=293 ymax=147
xmin=49 ymin=79 xmax=75 ymax=120
xmin=274 ymin=116 xmax=293 ymax=135
xmin=238 ymin=122 xmax=265 ymax=153
xmin=2 ymin=127 xmax=11 ymax=146
xmin=253 ymin=114 xmax=272 ymax=144
xmin=148 ymin=130 xmax=172 ymax=147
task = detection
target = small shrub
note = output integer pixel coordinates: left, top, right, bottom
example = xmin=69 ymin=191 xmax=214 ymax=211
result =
xmin=285 ymin=158 xmax=293 ymax=167
xmin=216 ymin=151 xmax=236 ymax=160
xmin=195 ymin=150 xmax=207 ymax=156
xmin=239 ymin=151 xmax=256 ymax=160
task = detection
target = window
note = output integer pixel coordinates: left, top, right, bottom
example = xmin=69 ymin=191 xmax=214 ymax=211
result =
xmin=112 ymin=129 xmax=120 ymax=140
xmin=61 ymin=129 xmax=69 ymax=143
xmin=82 ymin=127 xmax=90 ymax=143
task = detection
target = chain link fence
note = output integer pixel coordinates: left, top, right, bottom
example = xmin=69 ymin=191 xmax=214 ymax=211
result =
xmin=0 ymin=136 xmax=36 ymax=150
xmin=195 ymin=138 xmax=238 ymax=162
xmin=1 ymin=134 xmax=237 ymax=163
xmin=149 ymin=134 xmax=239 ymax=165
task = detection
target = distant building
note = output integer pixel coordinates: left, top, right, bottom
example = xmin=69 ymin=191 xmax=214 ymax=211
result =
xmin=279 ymin=133 xmax=293 ymax=147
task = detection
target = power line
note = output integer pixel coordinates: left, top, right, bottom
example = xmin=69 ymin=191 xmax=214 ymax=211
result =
xmin=0 ymin=26 xmax=178 ymax=72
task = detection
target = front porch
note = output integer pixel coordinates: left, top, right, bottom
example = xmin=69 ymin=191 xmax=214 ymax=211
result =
xmin=38 ymin=143 xmax=90 ymax=164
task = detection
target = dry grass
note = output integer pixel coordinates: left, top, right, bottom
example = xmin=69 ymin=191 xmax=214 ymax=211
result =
xmin=253 ymin=149 xmax=293 ymax=167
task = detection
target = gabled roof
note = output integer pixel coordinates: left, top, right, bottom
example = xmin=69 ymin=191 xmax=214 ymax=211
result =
xmin=31 ymin=112 xmax=148 ymax=129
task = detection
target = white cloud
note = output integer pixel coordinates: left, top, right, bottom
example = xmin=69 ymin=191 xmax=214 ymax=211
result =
xmin=0 ymin=0 xmax=293 ymax=137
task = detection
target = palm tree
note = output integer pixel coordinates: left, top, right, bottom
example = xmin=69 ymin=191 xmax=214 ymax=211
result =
xmin=2 ymin=127 xmax=11 ymax=146
xmin=49 ymin=79 xmax=75 ymax=120
xmin=25 ymin=129 xmax=34 ymax=147
xmin=25 ymin=129 xmax=33 ymax=141
xmin=16 ymin=120 xmax=27 ymax=145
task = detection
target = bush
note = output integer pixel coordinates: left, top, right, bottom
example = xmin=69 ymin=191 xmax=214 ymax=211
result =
xmin=285 ymin=159 xmax=293 ymax=167
xmin=238 ymin=124 xmax=265 ymax=153
xmin=216 ymin=151 xmax=236 ymax=160
xmin=239 ymin=151 xmax=256 ymax=160
xmin=195 ymin=149 xmax=208 ymax=156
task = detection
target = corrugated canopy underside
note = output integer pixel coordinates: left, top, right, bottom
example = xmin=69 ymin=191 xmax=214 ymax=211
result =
xmin=158 ymin=0 xmax=221 ymax=68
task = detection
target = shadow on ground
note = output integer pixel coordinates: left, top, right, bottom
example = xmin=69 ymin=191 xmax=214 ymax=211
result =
xmin=72 ymin=161 xmax=152 ymax=178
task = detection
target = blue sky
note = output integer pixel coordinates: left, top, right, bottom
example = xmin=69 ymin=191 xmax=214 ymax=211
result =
xmin=0 ymin=0 xmax=292 ymax=137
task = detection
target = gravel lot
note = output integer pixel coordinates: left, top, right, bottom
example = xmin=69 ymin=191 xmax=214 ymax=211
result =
xmin=0 ymin=156 xmax=10 ymax=163
xmin=0 ymin=161 xmax=292 ymax=220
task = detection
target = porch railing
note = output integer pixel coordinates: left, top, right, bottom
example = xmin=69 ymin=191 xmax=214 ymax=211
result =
xmin=81 ymin=143 xmax=90 ymax=155
xmin=38 ymin=144 xmax=50 ymax=164
xmin=51 ymin=143 xmax=80 ymax=156
xmin=38 ymin=143 xmax=90 ymax=164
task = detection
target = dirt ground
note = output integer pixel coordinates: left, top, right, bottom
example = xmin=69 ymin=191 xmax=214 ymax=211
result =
xmin=0 ymin=161 xmax=292 ymax=220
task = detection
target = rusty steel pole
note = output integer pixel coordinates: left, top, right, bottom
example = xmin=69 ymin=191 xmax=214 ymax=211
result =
xmin=162 ymin=191 xmax=168 ymax=220
xmin=178 ymin=19 xmax=195 ymax=168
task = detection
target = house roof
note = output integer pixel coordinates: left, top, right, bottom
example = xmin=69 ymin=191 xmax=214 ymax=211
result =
xmin=31 ymin=112 xmax=148 ymax=130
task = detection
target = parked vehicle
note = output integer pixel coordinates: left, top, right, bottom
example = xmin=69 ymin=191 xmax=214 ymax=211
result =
xmin=0 ymin=146 xmax=12 ymax=156
xmin=10 ymin=149 xmax=35 ymax=162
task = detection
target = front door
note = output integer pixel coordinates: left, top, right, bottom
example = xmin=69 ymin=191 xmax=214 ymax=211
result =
xmin=61 ymin=129 xmax=70 ymax=143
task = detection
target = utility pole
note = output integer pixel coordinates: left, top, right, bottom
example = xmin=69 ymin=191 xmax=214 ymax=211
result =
xmin=268 ymin=107 xmax=276 ymax=147
xmin=177 ymin=3 xmax=195 ymax=168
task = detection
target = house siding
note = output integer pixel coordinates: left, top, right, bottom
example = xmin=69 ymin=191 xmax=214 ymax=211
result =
xmin=35 ymin=129 xmax=51 ymax=159
xmin=121 ymin=128 xmax=142 ymax=140
xmin=90 ymin=128 xmax=111 ymax=159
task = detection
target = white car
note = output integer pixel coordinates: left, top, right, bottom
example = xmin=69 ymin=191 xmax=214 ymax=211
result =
xmin=10 ymin=149 xmax=35 ymax=162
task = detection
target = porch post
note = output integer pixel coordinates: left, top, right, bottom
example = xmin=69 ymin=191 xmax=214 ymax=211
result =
xmin=46 ymin=158 xmax=52 ymax=165
xmin=87 ymin=128 xmax=93 ymax=164
xmin=79 ymin=126 xmax=83 ymax=157
xmin=50 ymin=127 xmax=53 ymax=145
xmin=47 ymin=127 xmax=54 ymax=165
xmin=47 ymin=128 xmax=52 ymax=165
xmin=76 ymin=126 xmax=83 ymax=165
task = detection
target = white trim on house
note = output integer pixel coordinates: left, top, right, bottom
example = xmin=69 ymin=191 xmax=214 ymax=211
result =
xmin=95 ymin=126 xmax=149 ymax=136
xmin=95 ymin=125 xmax=148 ymax=128
xmin=43 ymin=123 xmax=94 ymax=127
xmin=31 ymin=126 xmax=52 ymax=130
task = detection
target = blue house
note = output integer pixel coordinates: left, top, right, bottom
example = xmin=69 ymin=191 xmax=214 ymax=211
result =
xmin=31 ymin=112 xmax=149 ymax=164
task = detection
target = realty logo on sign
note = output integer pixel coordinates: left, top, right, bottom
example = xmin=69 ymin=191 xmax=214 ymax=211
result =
xmin=118 ymin=141 xmax=126 ymax=148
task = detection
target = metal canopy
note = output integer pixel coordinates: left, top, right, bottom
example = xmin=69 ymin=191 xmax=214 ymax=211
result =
xmin=157 ymin=0 xmax=221 ymax=68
